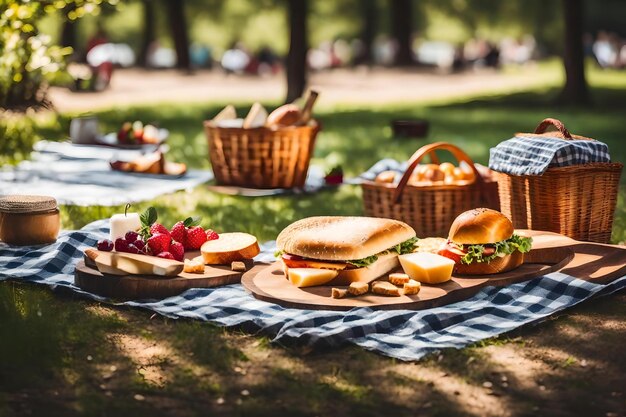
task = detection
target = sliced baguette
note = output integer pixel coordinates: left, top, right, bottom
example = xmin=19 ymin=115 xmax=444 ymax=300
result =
xmin=200 ymin=232 xmax=260 ymax=265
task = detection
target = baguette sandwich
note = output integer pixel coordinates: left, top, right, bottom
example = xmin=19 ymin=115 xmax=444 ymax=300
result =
xmin=437 ymin=208 xmax=532 ymax=275
xmin=276 ymin=216 xmax=417 ymax=286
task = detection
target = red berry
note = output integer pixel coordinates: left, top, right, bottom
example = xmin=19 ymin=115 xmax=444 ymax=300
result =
xmin=125 ymin=231 xmax=139 ymax=242
xmin=157 ymin=251 xmax=174 ymax=260
xmin=170 ymin=241 xmax=185 ymax=261
xmin=147 ymin=233 xmax=170 ymax=255
xmin=185 ymin=226 xmax=207 ymax=250
xmin=126 ymin=244 xmax=140 ymax=254
xmin=150 ymin=223 xmax=170 ymax=237
xmin=205 ymin=229 xmax=219 ymax=241
xmin=114 ymin=238 xmax=130 ymax=252
xmin=170 ymin=221 xmax=187 ymax=246
xmin=133 ymin=240 xmax=146 ymax=251
xmin=97 ymin=239 xmax=114 ymax=251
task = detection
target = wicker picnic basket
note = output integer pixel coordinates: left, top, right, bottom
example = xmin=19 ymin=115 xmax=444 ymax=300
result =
xmin=362 ymin=142 xmax=500 ymax=238
xmin=204 ymin=120 xmax=320 ymax=189
xmin=494 ymin=118 xmax=623 ymax=243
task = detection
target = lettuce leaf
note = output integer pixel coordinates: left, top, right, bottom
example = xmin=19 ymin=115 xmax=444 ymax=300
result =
xmin=459 ymin=234 xmax=532 ymax=265
xmin=347 ymin=237 xmax=419 ymax=268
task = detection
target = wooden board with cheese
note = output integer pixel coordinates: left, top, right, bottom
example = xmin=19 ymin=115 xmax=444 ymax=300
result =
xmin=75 ymin=250 xmax=267 ymax=300
xmin=242 ymin=231 xmax=626 ymax=311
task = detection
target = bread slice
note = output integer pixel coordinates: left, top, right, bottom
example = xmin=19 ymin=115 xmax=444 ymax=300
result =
xmin=213 ymin=104 xmax=237 ymax=122
xmin=454 ymin=251 xmax=524 ymax=275
xmin=276 ymin=216 xmax=415 ymax=261
xmin=243 ymin=102 xmax=268 ymax=128
xmin=200 ymin=232 xmax=260 ymax=265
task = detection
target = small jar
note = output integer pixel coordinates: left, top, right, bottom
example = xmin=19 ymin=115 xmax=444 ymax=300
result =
xmin=0 ymin=195 xmax=60 ymax=245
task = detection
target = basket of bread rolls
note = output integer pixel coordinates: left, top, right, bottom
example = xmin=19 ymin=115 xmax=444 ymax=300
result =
xmin=203 ymin=91 xmax=320 ymax=189
xmin=362 ymin=142 xmax=499 ymax=237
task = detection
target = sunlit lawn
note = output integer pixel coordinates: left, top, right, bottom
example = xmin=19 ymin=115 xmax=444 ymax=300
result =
xmin=2 ymin=69 xmax=626 ymax=416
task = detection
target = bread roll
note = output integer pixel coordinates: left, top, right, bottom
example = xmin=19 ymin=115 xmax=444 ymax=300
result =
xmin=266 ymin=104 xmax=302 ymax=127
xmin=448 ymin=208 xmax=514 ymax=244
xmin=375 ymin=170 xmax=397 ymax=184
xmin=454 ymin=251 xmax=524 ymax=275
xmin=276 ymin=216 xmax=416 ymax=262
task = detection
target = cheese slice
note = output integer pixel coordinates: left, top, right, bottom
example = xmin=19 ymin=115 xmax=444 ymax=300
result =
xmin=287 ymin=268 xmax=338 ymax=288
xmin=398 ymin=252 xmax=454 ymax=284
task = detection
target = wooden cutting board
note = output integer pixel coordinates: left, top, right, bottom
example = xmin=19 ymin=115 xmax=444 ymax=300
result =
xmin=241 ymin=231 xmax=626 ymax=311
xmin=74 ymin=251 xmax=268 ymax=300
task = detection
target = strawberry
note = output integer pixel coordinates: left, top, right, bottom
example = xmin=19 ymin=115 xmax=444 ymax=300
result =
xmin=185 ymin=226 xmax=207 ymax=250
xmin=147 ymin=232 xmax=170 ymax=255
xmin=170 ymin=221 xmax=187 ymax=246
xmin=205 ymin=229 xmax=219 ymax=241
xmin=150 ymin=223 xmax=170 ymax=237
xmin=170 ymin=241 xmax=185 ymax=262
xmin=157 ymin=252 xmax=174 ymax=260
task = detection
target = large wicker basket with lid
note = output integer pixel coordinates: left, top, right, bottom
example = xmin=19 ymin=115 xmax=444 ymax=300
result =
xmin=362 ymin=142 xmax=500 ymax=238
xmin=491 ymin=118 xmax=623 ymax=243
xmin=204 ymin=121 xmax=320 ymax=189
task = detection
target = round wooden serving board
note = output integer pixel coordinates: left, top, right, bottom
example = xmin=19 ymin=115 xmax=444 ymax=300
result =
xmin=75 ymin=256 xmax=268 ymax=300
xmin=242 ymin=231 xmax=626 ymax=311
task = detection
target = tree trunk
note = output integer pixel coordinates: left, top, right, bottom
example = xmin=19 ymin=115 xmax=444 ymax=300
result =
xmin=286 ymin=0 xmax=308 ymax=103
xmin=138 ymin=0 xmax=156 ymax=67
xmin=560 ymin=0 xmax=589 ymax=104
xmin=61 ymin=5 xmax=77 ymax=50
xmin=358 ymin=0 xmax=377 ymax=66
xmin=390 ymin=0 xmax=413 ymax=66
xmin=165 ymin=0 xmax=191 ymax=71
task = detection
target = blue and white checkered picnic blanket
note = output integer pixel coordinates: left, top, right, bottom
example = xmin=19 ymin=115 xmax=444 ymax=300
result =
xmin=489 ymin=134 xmax=611 ymax=176
xmin=1 ymin=220 xmax=625 ymax=361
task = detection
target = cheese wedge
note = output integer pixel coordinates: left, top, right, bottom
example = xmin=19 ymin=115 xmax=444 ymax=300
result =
xmin=287 ymin=268 xmax=338 ymax=288
xmin=86 ymin=250 xmax=184 ymax=277
xmin=398 ymin=252 xmax=454 ymax=284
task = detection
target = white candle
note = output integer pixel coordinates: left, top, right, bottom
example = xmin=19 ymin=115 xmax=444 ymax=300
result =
xmin=110 ymin=213 xmax=141 ymax=241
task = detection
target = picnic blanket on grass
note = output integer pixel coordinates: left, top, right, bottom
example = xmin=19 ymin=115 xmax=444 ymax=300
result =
xmin=1 ymin=220 xmax=625 ymax=362
xmin=0 ymin=141 xmax=214 ymax=206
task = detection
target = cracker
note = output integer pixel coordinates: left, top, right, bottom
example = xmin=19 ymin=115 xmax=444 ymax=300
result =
xmin=403 ymin=279 xmax=421 ymax=296
xmin=331 ymin=288 xmax=348 ymax=299
xmin=388 ymin=273 xmax=410 ymax=286
xmin=371 ymin=281 xmax=401 ymax=297
xmin=183 ymin=258 xmax=205 ymax=274
xmin=231 ymin=261 xmax=247 ymax=272
xmin=348 ymin=281 xmax=369 ymax=296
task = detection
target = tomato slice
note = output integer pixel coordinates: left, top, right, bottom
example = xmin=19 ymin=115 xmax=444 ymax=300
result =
xmin=281 ymin=254 xmax=349 ymax=270
xmin=437 ymin=242 xmax=466 ymax=264
xmin=482 ymin=247 xmax=496 ymax=257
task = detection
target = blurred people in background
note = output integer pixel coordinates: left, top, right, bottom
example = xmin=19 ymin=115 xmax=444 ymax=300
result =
xmin=190 ymin=43 xmax=213 ymax=69
xmin=257 ymin=46 xmax=280 ymax=76
xmin=221 ymin=42 xmax=250 ymax=74
xmin=84 ymin=26 xmax=115 ymax=91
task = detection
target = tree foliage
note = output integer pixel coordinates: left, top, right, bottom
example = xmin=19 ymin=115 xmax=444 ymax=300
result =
xmin=0 ymin=0 xmax=115 ymax=110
